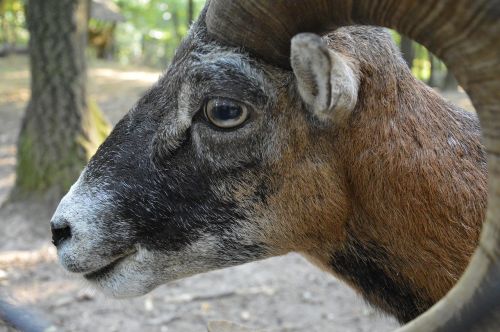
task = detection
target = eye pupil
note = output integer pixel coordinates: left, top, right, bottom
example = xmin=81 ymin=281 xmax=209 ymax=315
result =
xmin=213 ymin=103 xmax=243 ymax=121
xmin=205 ymin=98 xmax=249 ymax=129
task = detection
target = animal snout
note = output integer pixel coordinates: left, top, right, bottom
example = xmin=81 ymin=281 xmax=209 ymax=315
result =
xmin=51 ymin=217 xmax=72 ymax=247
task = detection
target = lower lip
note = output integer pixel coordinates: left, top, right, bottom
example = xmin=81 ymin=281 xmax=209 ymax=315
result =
xmin=84 ymin=253 xmax=133 ymax=280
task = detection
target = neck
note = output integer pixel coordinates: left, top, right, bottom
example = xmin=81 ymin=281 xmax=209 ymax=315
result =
xmin=328 ymin=218 xmax=433 ymax=323
xmin=327 ymin=81 xmax=486 ymax=322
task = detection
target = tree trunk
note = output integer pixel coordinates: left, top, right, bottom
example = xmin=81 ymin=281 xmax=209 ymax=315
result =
xmin=0 ymin=0 xmax=10 ymax=55
xmin=171 ymin=5 xmax=182 ymax=45
xmin=427 ymin=53 xmax=440 ymax=87
xmin=188 ymin=0 xmax=194 ymax=25
xmin=107 ymin=23 xmax=117 ymax=60
xmin=442 ymin=70 xmax=459 ymax=91
xmin=13 ymin=0 xmax=109 ymax=203
xmin=400 ymin=35 xmax=415 ymax=69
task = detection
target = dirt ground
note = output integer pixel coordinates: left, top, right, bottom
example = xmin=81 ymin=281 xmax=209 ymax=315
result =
xmin=0 ymin=55 xmax=474 ymax=332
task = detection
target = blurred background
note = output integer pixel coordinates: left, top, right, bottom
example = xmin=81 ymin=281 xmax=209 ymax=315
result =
xmin=0 ymin=0 xmax=473 ymax=331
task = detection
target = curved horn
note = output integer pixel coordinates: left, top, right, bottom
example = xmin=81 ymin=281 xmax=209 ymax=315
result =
xmin=206 ymin=1 xmax=500 ymax=331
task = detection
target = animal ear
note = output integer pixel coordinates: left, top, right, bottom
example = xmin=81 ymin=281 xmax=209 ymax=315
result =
xmin=291 ymin=33 xmax=359 ymax=124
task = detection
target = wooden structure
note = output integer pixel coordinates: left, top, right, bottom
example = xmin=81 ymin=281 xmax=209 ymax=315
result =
xmin=89 ymin=0 xmax=125 ymax=59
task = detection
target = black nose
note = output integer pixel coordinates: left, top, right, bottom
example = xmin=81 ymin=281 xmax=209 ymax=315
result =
xmin=51 ymin=220 xmax=72 ymax=247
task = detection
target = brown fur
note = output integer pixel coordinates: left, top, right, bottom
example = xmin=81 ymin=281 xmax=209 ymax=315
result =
xmin=251 ymin=28 xmax=487 ymax=321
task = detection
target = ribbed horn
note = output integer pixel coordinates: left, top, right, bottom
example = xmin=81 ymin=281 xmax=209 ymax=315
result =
xmin=206 ymin=1 xmax=500 ymax=331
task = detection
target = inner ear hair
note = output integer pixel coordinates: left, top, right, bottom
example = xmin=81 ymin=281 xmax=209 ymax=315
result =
xmin=291 ymin=33 xmax=359 ymax=125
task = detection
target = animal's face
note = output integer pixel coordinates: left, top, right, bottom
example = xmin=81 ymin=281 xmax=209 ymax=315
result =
xmin=51 ymin=20 xmax=358 ymax=297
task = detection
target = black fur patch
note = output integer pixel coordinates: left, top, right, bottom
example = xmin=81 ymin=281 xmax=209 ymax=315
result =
xmin=330 ymin=235 xmax=433 ymax=323
xmin=82 ymin=86 xmax=250 ymax=253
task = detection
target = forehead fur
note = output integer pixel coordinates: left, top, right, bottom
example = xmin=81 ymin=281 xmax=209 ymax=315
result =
xmin=148 ymin=17 xmax=294 ymax=170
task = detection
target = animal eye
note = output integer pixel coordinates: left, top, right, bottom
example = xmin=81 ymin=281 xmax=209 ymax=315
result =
xmin=204 ymin=98 xmax=249 ymax=129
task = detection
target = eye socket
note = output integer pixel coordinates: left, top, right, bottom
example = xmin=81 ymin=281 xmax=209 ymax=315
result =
xmin=204 ymin=98 xmax=249 ymax=129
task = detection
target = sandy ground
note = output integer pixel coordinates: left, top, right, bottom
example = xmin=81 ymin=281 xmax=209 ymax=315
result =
xmin=0 ymin=55 xmax=474 ymax=332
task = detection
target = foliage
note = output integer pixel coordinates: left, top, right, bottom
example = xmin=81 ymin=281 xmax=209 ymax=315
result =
xmin=391 ymin=31 xmax=450 ymax=88
xmin=113 ymin=0 xmax=204 ymax=67
xmin=0 ymin=0 xmax=28 ymax=47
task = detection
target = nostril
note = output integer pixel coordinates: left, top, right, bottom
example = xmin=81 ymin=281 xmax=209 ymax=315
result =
xmin=51 ymin=222 xmax=72 ymax=247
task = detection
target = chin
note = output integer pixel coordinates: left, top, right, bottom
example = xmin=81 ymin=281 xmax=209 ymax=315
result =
xmin=90 ymin=275 xmax=159 ymax=298
xmin=80 ymin=249 xmax=161 ymax=298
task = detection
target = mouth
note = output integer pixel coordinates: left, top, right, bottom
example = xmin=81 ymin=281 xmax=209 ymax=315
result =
xmin=84 ymin=249 xmax=137 ymax=281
